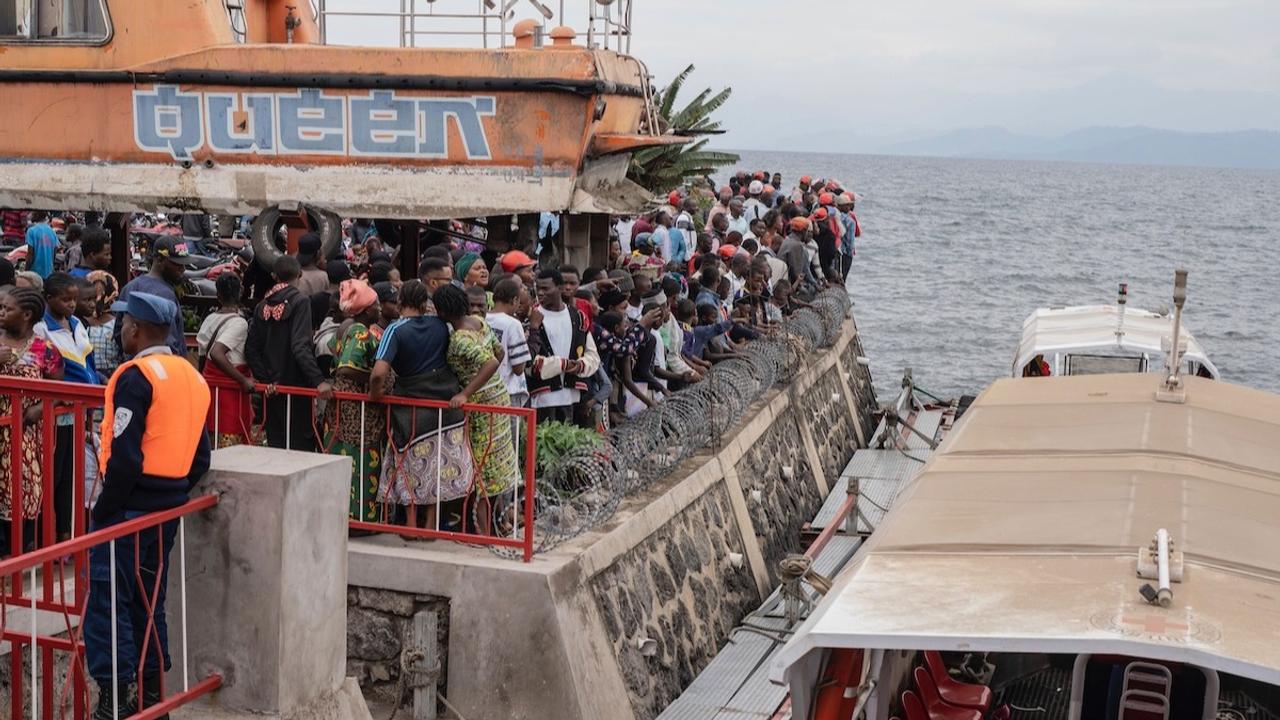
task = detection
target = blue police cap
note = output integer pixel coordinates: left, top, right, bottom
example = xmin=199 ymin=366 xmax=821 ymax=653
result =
xmin=110 ymin=292 xmax=177 ymax=326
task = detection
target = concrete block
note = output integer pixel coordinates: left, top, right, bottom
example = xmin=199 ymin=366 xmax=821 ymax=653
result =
xmin=170 ymin=446 xmax=355 ymax=717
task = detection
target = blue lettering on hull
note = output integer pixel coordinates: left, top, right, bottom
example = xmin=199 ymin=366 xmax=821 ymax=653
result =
xmin=133 ymin=85 xmax=496 ymax=162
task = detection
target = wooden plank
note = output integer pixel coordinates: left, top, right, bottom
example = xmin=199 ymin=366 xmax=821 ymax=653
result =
xmin=413 ymin=609 xmax=438 ymax=720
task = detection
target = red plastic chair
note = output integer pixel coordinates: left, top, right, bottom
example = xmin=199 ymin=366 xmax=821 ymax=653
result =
xmin=925 ymin=651 xmax=993 ymax=711
xmin=902 ymin=690 xmax=929 ymax=720
xmin=914 ymin=666 xmax=984 ymax=720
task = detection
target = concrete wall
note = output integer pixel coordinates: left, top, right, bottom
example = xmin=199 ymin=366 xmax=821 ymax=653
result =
xmin=170 ymin=447 xmax=372 ymax=720
xmin=348 ymin=317 xmax=878 ymax=720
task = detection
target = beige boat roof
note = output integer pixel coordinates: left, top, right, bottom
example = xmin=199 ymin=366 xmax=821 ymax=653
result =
xmin=1013 ymin=304 xmax=1218 ymax=378
xmin=774 ymin=373 xmax=1280 ymax=690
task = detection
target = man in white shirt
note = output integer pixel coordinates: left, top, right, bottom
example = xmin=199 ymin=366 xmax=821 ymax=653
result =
xmin=650 ymin=211 xmax=673 ymax=264
xmin=743 ymin=180 xmax=770 ymax=223
xmin=757 ymin=235 xmax=789 ymax=291
xmin=725 ymin=253 xmax=750 ymax=303
xmin=614 ymin=217 xmax=634 ymax=257
xmin=527 ymin=270 xmax=601 ymax=425
xmin=725 ymin=199 xmax=750 ymax=237
xmin=675 ymin=198 xmax=698 ymax=235
xmin=485 ymin=277 xmax=532 ymax=408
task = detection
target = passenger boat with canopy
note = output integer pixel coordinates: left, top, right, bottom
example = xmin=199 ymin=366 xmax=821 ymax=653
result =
xmin=1013 ymin=279 xmax=1218 ymax=380
xmin=771 ymin=276 xmax=1278 ymax=720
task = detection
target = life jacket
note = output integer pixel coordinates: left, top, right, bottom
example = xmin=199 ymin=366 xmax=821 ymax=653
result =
xmin=99 ymin=354 xmax=211 ymax=479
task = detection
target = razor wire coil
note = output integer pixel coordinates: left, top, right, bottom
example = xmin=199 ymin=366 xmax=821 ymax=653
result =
xmin=490 ymin=288 xmax=853 ymax=558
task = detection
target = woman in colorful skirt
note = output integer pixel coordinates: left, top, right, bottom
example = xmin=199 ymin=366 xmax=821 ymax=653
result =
xmin=432 ymin=284 xmax=520 ymax=536
xmin=370 ymin=280 xmax=474 ymax=531
xmin=323 ymin=279 xmax=385 ymax=523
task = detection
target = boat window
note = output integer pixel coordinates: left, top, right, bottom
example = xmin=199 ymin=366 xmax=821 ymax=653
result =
xmin=1065 ymin=354 xmax=1145 ymax=376
xmin=0 ymin=0 xmax=111 ymax=42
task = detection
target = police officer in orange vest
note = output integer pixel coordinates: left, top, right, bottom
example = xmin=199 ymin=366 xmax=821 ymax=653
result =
xmin=85 ymin=292 xmax=211 ymax=720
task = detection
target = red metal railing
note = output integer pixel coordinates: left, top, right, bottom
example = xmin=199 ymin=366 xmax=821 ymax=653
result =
xmin=0 ymin=373 xmax=539 ymax=564
xmin=205 ymin=379 xmax=538 ymax=561
xmin=0 ymin=495 xmax=221 ymax=719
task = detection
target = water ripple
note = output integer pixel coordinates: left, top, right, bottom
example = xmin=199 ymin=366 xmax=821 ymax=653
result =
xmin=725 ymin=152 xmax=1280 ymax=398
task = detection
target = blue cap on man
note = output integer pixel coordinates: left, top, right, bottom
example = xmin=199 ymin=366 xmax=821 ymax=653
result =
xmin=110 ymin=292 xmax=178 ymax=326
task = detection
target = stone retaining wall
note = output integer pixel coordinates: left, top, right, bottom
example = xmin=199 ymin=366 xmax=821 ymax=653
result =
xmin=345 ymin=589 xmax=450 ymax=711
xmin=347 ymin=317 xmax=879 ymax=720
xmin=589 ymin=482 xmax=759 ymax=720
xmin=733 ymin=403 xmax=823 ymax=586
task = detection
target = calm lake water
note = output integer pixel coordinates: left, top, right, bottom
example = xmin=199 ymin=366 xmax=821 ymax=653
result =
xmin=723 ymin=151 xmax=1280 ymax=400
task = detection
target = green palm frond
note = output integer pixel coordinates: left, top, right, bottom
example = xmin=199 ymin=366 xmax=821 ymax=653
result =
xmin=657 ymin=64 xmax=694 ymax=118
xmin=628 ymin=66 xmax=738 ymax=194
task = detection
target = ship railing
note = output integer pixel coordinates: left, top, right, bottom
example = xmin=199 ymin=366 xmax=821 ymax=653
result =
xmin=0 ymin=489 xmax=221 ymax=719
xmin=314 ymin=0 xmax=634 ymax=53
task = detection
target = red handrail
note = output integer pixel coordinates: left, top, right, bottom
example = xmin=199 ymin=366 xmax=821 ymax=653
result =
xmin=207 ymin=378 xmax=539 ymax=561
xmin=0 ymin=373 xmax=540 ymax=561
xmin=0 ymin=494 xmax=217 ymax=577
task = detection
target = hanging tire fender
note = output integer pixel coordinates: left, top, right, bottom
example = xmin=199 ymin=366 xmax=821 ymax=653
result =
xmin=249 ymin=204 xmax=342 ymax=270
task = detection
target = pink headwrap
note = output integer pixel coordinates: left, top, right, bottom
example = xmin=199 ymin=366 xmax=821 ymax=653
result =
xmin=339 ymin=279 xmax=378 ymax=316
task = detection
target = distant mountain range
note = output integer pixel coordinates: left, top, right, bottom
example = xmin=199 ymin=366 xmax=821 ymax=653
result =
xmin=877 ymin=126 xmax=1280 ymax=170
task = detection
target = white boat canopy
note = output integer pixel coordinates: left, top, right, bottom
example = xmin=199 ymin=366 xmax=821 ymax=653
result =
xmin=1013 ymin=304 xmax=1219 ymax=379
xmin=773 ymin=374 xmax=1280 ymax=717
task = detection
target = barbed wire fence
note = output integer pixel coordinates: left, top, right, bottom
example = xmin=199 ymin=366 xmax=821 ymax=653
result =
xmin=493 ymin=288 xmax=853 ymax=558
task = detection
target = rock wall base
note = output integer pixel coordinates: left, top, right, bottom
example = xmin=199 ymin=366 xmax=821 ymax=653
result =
xmin=347 ymin=318 xmax=877 ymax=720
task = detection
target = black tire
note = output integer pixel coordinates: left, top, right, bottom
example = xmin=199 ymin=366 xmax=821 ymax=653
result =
xmin=249 ymin=204 xmax=342 ymax=272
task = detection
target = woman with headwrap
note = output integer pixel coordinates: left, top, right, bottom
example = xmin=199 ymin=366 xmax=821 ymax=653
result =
xmin=455 ymin=252 xmax=492 ymax=311
xmin=323 ymin=279 xmax=386 ymax=523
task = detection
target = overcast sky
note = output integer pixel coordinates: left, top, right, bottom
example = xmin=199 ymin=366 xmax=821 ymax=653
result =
xmin=326 ymin=0 xmax=1280 ymax=151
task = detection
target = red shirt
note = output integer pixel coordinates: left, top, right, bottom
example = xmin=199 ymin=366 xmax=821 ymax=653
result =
xmin=1 ymin=210 xmax=27 ymax=242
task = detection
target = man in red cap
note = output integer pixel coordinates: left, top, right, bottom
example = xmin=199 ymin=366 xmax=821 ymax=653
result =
xmin=811 ymin=206 xmax=839 ymax=280
xmin=660 ymin=189 xmax=681 ymax=219
xmin=500 ymin=249 xmax=537 ymax=287
xmin=780 ymin=216 xmax=817 ymax=296
xmin=795 ymin=176 xmax=812 ymax=196
xmin=761 ymin=184 xmax=778 ymax=209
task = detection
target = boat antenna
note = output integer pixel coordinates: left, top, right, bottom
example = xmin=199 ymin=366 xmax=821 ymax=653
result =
xmin=1157 ymin=270 xmax=1188 ymax=402
xmin=1114 ymin=282 xmax=1128 ymax=343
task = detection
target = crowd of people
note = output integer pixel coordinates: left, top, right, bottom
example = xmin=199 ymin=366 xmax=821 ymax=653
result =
xmin=0 ymin=170 xmax=862 ymax=542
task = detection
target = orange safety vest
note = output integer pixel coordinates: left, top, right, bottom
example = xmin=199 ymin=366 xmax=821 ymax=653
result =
xmin=99 ymin=353 xmax=211 ymax=479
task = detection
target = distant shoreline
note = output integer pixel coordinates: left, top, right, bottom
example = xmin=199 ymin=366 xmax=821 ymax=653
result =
xmin=712 ymin=147 xmax=1280 ymax=174
xmin=714 ymin=126 xmax=1280 ymax=172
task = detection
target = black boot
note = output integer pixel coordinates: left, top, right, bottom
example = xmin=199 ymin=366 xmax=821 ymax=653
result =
xmin=93 ymin=681 xmax=137 ymax=720
xmin=141 ymin=673 xmax=171 ymax=720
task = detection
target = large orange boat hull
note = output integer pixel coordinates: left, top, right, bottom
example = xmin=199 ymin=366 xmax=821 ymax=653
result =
xmin=0 ymin=1 xmax=676 ymax=218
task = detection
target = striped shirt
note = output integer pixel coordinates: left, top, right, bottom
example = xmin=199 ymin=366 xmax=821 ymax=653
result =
xmin=485 ymin=311 xmax=530 ymax=398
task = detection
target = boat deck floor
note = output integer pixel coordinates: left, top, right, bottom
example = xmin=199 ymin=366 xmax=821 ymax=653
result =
xmin=657 ymin=415 xmax=939 ymax=720
xmin=992 ymin=666 xmax=1280 ymax=720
